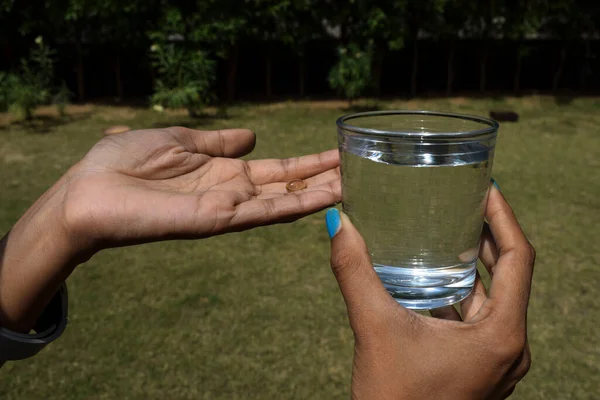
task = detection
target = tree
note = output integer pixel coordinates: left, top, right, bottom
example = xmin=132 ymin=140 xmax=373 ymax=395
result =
xmin=149 ymin=8 xmax=216 ymax=117
xmin=434 ymin=0 xmax=471 ymax=96
xmin=360 ymin=1 xmax=407 ymax=96
xmin=321 ymin=0 xmax=407 ymax=97
xmin=466 ymin=0 xmax=506 ymax=93
xmin=92 ymin=0 xmax=160 ymax=100
xmin=542 ymin=0 xmax=599 ymax=92
xmin=3 ymin=37 xmax=64 ymax=120
xmin=403 ymin=0 xmax=446 ymax=97
xmin=253 ymin=0 xmax=323 ymax=98
xmin=328 ymin=43 xmax=373 ymax=106
xmin=15 ymin=0 xmax=106 ymax=102
xmin=503 ymin=0 xmax=545 ymax=94
xmin=247 ymin=0 xmax=295 ymax=99
xmin=187 ymin=0 xmax=249 ymax=102
xmin=286 ymin=2 xmax=324 ymax=97
xmin=60 ymin=0 xmax=96 ymax=101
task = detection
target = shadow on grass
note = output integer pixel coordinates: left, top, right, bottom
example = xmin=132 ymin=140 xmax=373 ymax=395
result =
xmin=555 ymin=95 xmax=574 ymax=106
xmin=0 ymin=113 xmax=93 ymax=134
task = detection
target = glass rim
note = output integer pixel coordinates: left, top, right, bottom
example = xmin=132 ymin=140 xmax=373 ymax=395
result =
xmin=336 ymin=110 xmax=499 ymax=139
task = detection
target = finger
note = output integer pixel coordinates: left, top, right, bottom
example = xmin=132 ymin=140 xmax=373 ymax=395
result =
xmin=429 ymin=306 xmax=462 ymax=321
xmin=230 ymin=189 xmax=338 ymax=229
xmin=257 ymin=168 xmax=340 ymax=195
xmin=257 ymin=180 xmax=342 ymax=201
xmin=479 ymin=223 xmax=500 ymax=277
xmin=247 ymin=149 xmax=340 ymax=185
xmin=327 ymin=209 xmax=404 ymax=324
xmin=460 ymin=271 xmax=487 ymax=321
xmin=172 ymin=127 xmax=256 ymax=158
xmin=486 ymin=186 xmax=536 ymax=318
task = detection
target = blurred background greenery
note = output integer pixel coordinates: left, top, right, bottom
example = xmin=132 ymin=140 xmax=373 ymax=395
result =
xmin=1 ymin=0 xmax=600 ymax=114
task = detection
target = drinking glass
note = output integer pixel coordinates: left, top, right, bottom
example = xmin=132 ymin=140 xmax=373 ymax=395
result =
xmin=337 ymin=111 xmax=499 ymax=309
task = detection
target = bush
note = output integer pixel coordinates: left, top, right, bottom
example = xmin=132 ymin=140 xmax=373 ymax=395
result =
xmin=150 ymin=44 xmax=215 ymax=117
xmin=328 ymin=43 xmax=373 ymax=105
xmin=3 ymin=36 xmax=58 ymax=120
xmin=149 ymin=9 xmax=216 ymax=117
xmin=0 ymin=72 xmax=20 ymax=112
xmin=8 ymin=78 xmax=49 ymax=120
xmin=53 ymin=81 xmax=73 ymax=117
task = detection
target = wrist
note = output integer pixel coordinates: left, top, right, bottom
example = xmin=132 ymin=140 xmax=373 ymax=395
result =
xmin=18 ymin=166 xmax=97 ymax=262
xmin=0 ymin=167 xmax=95 ymax=331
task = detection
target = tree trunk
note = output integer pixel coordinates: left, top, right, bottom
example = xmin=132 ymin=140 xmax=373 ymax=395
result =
xmin=227 ymin=44 xmax=239 ymax=103
xmin=372 ymin=43 xmax=385 ymax=97
xmin=446 ymin=41 xmax=455 ymax=97
xmin=265 ymin=45 xmax=272 ymax=99
xmin=114 ymin=55 xmax=123 ymax=101
xmin=479 ymin=45 xmax=488 ymax=93
xmin=149 ymin=57 xmax=156 ymax=90
xmin=581 ymin=39 xmax=591 ymax=90
xmin=552 ymin=45 xmax=567 ymax=93
xmin=410 ymin=39 xmax=418 ymax=97
xmin=2 ymin=44 xmax=16 ymax=69
xmin=75 ymin=38 xmax=85 ymax=102
xmin=298 ymin=56 xmax=305 ymax=97
xmin=513 ymin=47 xmax=522 ymax=95
xmin=340 ymin=21 xmax=349 ymax=46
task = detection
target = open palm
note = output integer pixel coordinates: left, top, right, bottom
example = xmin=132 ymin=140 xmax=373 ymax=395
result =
xmin=64 ymin=127 xmax=341 ymax=246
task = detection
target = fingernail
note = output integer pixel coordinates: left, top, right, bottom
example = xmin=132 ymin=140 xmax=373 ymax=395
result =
xmin=491 ymin=178 xmax=501 ymax=191
xmin=325 ymin=208 xmax=342 ymax=238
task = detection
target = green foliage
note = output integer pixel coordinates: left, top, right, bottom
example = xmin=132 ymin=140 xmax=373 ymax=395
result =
xmin=25 ymin=36 xmax=55 ymax=89
xmin=0 ymin=72 xmax=19 ymax=112
xmin=3 ymin=37 xmax=56 ymax=120
xmin=3 ymin=0 xmax=600 ymax=102
xmin=53 ymin=81 xmax=73 ymax=117
xmin=363 ymin=4 xmax=406 ymax=50
xmin=328 ymin=43 xmax=373 ymax=103
xmin=7 ymin=79 xmax=49 ymax=120
xmin=179 ymin=1 xmax=249 ymax=58
xmin=149 ymin=10 xmax=216 ymax=117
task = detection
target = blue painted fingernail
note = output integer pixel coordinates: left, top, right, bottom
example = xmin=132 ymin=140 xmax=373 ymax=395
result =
xmin=325 ymin=208 xmax=341 ymax=238
xmin=491 ymin=178 xmax=501 ymax=191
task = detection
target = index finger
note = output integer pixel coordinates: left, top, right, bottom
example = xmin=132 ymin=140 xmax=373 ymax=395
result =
xmin=171 ymin=127 xmax=257 ymax=158
xmin=247 ymin=149 xmax=340 ymax=185
xmin=486 ymin=186 xmax=536 ymax=320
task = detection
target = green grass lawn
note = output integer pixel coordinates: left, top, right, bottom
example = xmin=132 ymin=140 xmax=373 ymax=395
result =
xmin=1 ymin=97 xmax=599 ymax=399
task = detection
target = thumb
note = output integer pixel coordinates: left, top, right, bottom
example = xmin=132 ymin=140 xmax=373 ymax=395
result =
xmin=325 ymin=208 xmax=397 ymax=317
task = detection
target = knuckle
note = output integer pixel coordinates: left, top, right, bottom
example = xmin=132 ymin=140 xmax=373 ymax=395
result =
xmin=330 ymin=250 xmax=361 ymax=280
xmin=493 ymin=334 xmax=527 ymax=365
xmin=217 ymin=129 xmax=226 ymax=154
xmin=503 ymin=386 xmax=516 ymax=399
xmin=283 ymin=157 xmax=297 ymax=176
xmin=262 ymin=198 xmax=277 ymax=217
xmin=517 ymin=352 xmax=532 ymax=378
xmin=527 ymin=243 xmax=537 ymax=264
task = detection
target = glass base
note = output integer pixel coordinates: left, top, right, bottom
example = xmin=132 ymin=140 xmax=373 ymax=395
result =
xmin=374 ymin=263 xmax=476 ymax=310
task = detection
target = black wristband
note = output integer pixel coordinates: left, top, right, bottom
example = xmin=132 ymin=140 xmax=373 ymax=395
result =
xmin=0 ymin=282 xmax=68 ymax=361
